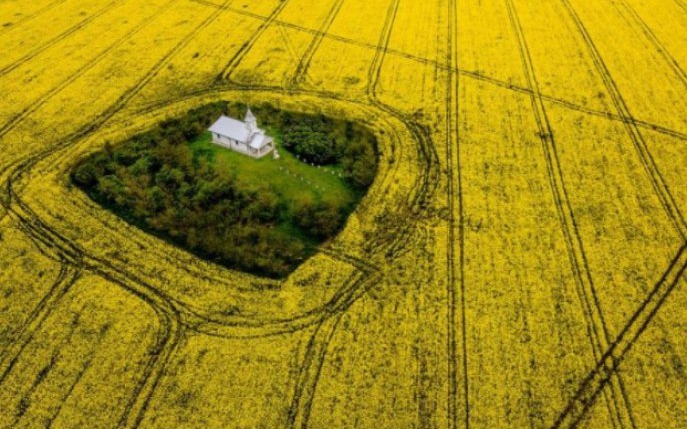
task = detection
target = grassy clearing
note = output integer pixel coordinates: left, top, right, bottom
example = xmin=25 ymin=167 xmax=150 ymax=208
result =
xmin=189 ymin=129 xmax=359 ymax=211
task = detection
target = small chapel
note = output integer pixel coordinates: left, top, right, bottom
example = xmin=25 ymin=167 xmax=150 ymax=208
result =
xmin=208 ymin=108 xmax=275 ymax=158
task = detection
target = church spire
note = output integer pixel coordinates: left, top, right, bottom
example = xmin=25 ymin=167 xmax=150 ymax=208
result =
xmin=245 ymin=107 xmax=257 ymax=130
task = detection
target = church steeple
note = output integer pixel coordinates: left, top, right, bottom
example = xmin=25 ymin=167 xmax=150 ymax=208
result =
xmin=245 ymin=107 xmax=257 ymax=130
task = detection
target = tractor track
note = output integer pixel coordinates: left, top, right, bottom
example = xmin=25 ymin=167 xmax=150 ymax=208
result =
xmin=0 ymin=1 xmax=246 ymax=426
xmin=190 ymin=0 xmax=687 ymax=144
xmin=612 ymin=0 xmax=687 ymax=91
xmin=288 ymin=0 xmax=347 ymax=89
xmin=505 ymin=1 xmax=637 ymax=428
xmin=673 ymin=0 xmax=687 ymax=14
xmin=445 ymin=0 xmax=467 ymax=426
xmin=0 ymin=260 xmax=81 ymax=385
xmin=0 ymin=0 xmax=127 ymax=78
xmin=551 ymin=243 xmax=687 ymax=429
xmin=4 ymin=182 xmax=183 ymax=429
xmin=0 ymin=0 xmax=69 ymax=35
xmin=559 ymin=0 xmax=687 ymax=240
xmin=16 ymin=207 xmax=181 ymax=429
xmin=6 ymin=309 xmax=87 ymax=428
xmin=286 ymin=312 xmax=343 ymax=429
xmin=216 ymin=0 xmax=292 ymax=82
xmin=363 ymin=1 xmax=458 ymax=428
xmin=0 ymin=0 xmax=181 ymax=140
xmin=43 ymin=350 xmax=96 ymax=429
xmin=364 ymin=0 xmax=441 ymax=259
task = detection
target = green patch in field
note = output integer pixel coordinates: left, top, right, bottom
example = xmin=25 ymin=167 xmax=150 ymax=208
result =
xmin=71 ymin=101 xmax=378 ymax=279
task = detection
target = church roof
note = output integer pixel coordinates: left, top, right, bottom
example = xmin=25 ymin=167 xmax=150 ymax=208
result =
xmin=208 ymin=115 xmax=251 ymax=143
xmin=249 ymin=133 xmax=273 ymax=149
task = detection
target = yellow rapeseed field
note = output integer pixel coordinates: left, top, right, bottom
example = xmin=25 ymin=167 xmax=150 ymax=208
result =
xmin=1 ymin=0 xmax=686 ymax=428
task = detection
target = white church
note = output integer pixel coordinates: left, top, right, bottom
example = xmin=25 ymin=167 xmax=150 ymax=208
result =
xmin=208 ymin=108 xmax=275 ymax=158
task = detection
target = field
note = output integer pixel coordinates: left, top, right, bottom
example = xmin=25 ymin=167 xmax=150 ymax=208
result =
xmin=0 ymin=0 xmax=686 ymax=428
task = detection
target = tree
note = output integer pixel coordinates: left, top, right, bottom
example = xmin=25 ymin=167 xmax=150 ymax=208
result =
xmin=72 ymin=162 xmax=99 ymax=187
xmin=282 ymin=124 xmax=337 ymax=165
xmin=292 ymin=197 xmax=343 ymax=239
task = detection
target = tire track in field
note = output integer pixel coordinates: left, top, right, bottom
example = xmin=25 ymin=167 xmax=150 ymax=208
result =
xmin=446 ymin=0 xmax=466 ymax=427
xmin=0 ymin=0 xmax=68 ymax=35
xmin=11 ymin=324 xmax=103 ymax=429
xmin=288 ymin=0 xmax=346 ymax=89
xmin=45 ymin=353 xmax=95 ymax=429
xmin=559 ymin=0 xmax=687 ymax=240
xmin=0 ymin=0 xmax=181 ymax=140
xmin=0 ymin=0 xmax=126 ymax=78
xmin=366 ymin=0 xmax=451 ymax=426
xmin=0 ymin=1 xmax=238 ymax=425
xmin=0 ymin=261 xmax=81 ymax=386
xmin=186 ymin=270 xmax=378 ymax=338
xmin=281 ymin=269 xmax=377 ymax=429
xmin=5 ymin=181 xmax=182 ymax=429
xmin=504 ymin=2 xmax=637 ymax=429
xmin=216 ymin=0 xmax=292 ymax=82
xmin=6 ymin=190 xmax=183 ymax=426
xmin=187 ymin=0 xmax=687 ymax=144
xmin=673 ymin=0 xmax=687 ymax=14
xmin=8 ymin=192 xmax=184 ymax=429
xmin=4 ymin=309 xmax=87 ymax=428
xmin=365 ymin=0 xmax=441 ymax=259
xmin=612 ymin=0 xmax=687 ymax=91
xmin=103 ymin=270 xmax=182 ymax=429
xmin=551 ymin=243 xmax=687 ymax=429
xmin=43 ymin=351 xmax=95 ymax=429
xmin=286 ymin=312 xmax=343 ymax=429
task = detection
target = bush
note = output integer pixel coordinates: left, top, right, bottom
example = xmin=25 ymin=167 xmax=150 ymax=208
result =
xmin=292 ymin=197 xmax=344 ymax=239
xmin=282 ymin=124 xmax=337 ymax=165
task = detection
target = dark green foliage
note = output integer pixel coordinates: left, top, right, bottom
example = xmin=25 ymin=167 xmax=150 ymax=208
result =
xmin=279 ymin=115 xmax=378 ymax=190
xmin=282 ymin=124 xmax=337 ymax=165
xmin=340 ymin=123 xmax=377 ymax=189
xmin=71 ymin=101 xmax=377 ymax=278
xmin=292 ymin=196 xmax=345 ymax=239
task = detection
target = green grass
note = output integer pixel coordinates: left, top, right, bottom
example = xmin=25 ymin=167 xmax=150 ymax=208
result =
xmin=189 ymin=130 xmax=359 ymax=211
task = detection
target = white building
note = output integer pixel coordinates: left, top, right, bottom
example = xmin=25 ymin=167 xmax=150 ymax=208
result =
xmin=208 ymin=108 xmax=274 ymax=158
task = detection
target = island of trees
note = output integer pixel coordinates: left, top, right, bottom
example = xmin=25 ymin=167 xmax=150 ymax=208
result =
xmin=71 ymin=101 xmax=378 ymax=278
